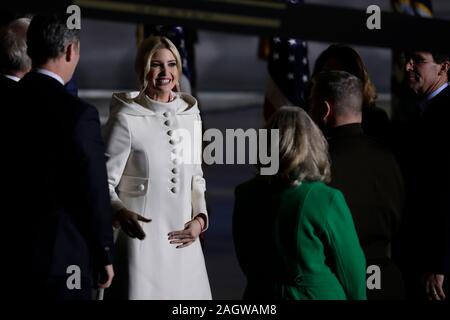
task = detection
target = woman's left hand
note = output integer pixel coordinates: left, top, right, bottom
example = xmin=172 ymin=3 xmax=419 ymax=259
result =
xmin=168 ymin=216 xmax=205 ymax=249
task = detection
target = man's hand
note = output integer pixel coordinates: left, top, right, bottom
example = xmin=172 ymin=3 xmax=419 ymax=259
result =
xmin=98 ymin=264 xmax=114 ymax=289
xmin=424 ymin=273 xmax=446 ymax=300
xmin=168 ymin=215 xmax=205 ymax=249
xmin=114 ymin=208 xmax=151 ymax=240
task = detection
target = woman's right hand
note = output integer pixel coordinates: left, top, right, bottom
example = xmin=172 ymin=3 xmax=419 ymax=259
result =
xmin=113 ymin=208 xmax=151 ymax=240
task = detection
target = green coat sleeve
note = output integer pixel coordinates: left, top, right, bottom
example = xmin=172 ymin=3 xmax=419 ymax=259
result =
xmin=325 ymin=190 xmax=367 ymax=300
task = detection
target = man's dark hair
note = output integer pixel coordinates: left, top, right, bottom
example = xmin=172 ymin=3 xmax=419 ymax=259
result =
xmin=430 ymin=52 xmax=450 ymax=64
xmin=430 ymin=51 xmax=450 ymax=78
xmin=312 ymin=70 xmax=363 ymax=117
xmin=27 ymin=13 xmax=79 ymax=67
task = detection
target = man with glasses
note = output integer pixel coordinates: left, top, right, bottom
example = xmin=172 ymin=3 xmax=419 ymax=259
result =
xmin=396 ymin=50 xmax=449 ymax=301
xmin=405 ymin=52 xmax=449 ymax=102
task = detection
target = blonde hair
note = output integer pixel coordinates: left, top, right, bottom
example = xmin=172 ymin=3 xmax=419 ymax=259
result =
xmin=265 ymin=107 xmax=331 ymax=185
xmin=135 ymin=36 xmax=182 ymax=91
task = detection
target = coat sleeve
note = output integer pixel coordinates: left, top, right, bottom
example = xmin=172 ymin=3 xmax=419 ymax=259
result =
xmin=191 ymin=115 xmax=209 ymax=230
xmin=102 ymin=112 xmax=131 ymax=214
xmin=325 ymin=190 xmax=367 ymax=300
xmin=73 ymin=105 xmax=114 ymax=269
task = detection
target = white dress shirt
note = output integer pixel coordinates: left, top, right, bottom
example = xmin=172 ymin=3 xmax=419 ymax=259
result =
xmin=2 ymin=74 xmax=21 ymax=82
xmin=35 ymin=68 xmax=65 ymax=85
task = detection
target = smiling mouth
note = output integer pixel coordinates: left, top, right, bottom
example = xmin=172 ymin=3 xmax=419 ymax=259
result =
xmin=156 ymin=79 xmax=171 ymax=85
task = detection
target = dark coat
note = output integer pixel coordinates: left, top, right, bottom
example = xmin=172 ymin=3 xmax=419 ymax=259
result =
xmin=396 ymin=86 xmax=450 ymax=279
xmin=327 ymin=123 xmax=405 ymax=299
xmin=0 ymin=74 xmax=18 ymax=92
xmin=361 ymin=105 xmax=391 ymax=141
xmin=11 ymin=72 xmax=114 ymax=299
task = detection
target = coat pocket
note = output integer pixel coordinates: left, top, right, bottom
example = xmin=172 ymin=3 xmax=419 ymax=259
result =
xmin=117 ymin=175 xmax=149 ymax=197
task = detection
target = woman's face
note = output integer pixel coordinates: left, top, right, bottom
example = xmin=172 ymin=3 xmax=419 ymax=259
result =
xmin=146 ymin=48 xmax=179 ymax=97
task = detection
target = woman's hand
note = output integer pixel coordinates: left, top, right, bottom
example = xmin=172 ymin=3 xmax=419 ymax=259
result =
xmin=424 ymin=273 xmax=446 ymax=300
xmin=168 ymin=215 xmax=205 ymax=249
xmin=114 ymin=208 xmax=151 ymax=240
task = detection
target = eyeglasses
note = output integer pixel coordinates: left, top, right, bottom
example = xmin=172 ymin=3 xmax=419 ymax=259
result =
xmin=403 ymin=55 xmax=434 ymax=66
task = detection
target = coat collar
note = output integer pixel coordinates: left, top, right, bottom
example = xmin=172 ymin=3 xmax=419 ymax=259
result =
xmin=110 ymin=91 xmax=200 ymax=117
xmin=329 ymin=123 xmax=364 ymax=139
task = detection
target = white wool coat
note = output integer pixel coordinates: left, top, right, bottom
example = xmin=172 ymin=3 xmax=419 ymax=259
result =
xmin=103 ymin=91 xmax=211 ymax=300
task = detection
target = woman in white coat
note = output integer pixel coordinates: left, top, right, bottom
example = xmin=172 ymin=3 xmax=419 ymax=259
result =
xmin=103 ymin=36 xmax=211 ymax=300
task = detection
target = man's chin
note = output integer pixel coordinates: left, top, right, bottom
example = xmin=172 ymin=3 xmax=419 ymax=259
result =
xmin=405 ymin=81 xmax=419 ymax=93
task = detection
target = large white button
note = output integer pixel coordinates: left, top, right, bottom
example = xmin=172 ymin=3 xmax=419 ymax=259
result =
xmin=172 ymin=158 xmax=180 ymax=165
xmin=164 ymin=120 xmax=171 ymax=126
xmin=172 ymin=168 xmax=179 ymax=174
xmin=171 ymin=187 xmax=177 ymax=193
xmin=171 ymin=177 xmax=178 ymax=183
xmin=171 ymin=147 xmax=180 ymax=154
xmin=169 ymin=139 xmax=176 ymax=145
xmin=167 ymin=130 xmax=173 ymax=136
xmin=137 ymin=184 xmax=145 ymax=191
xmin=163 ymin=112 xmax=170 ymax=117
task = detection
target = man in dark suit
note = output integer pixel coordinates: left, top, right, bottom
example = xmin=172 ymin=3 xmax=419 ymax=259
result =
xmin=14 ymin=13 xmax=114 ymax=299
xmin=0 ymin=17 xmax=31 ymax=92
xmin=1 ymin=18 xmax=32 ymax=295
xmin=309 ymin=70 xmax=405 ymax=299
xmin=394 ymin=51 xmax=450 ymax=301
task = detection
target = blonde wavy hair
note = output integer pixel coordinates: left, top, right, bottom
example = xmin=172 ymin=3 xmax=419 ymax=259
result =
xmin=264 ymin=107 xmax=331 ymax=185
xmin=135 ymin=36 xmax=182 ymax=92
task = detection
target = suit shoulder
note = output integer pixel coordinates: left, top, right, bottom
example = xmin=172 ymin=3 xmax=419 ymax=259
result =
xmin=333 ymin=134 xmax=396 ymax=161
xmin=365 ymin=135 xmax=397 ymax=156
xmin=431 ymin=86 xmax=450 ymax=112
xmin=64 ymin=93 xmax=99 ymax=118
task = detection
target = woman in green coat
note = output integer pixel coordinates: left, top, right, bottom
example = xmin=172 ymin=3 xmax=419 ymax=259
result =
xmin=232 ymin=107 xmax=366 ymax=300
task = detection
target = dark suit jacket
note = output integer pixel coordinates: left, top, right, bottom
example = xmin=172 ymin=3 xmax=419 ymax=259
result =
xmin=328 ymin=124 xmax=404 ymax=254
xmin=13 ymin=72 xmax=113 ymax=299
xmin=396 ymin=85 xmax=450 ymax=278
xmin=0 ymin=74 xmax=18 ymax=92
xmin=327 ymin=123 xmax=405 ymax=299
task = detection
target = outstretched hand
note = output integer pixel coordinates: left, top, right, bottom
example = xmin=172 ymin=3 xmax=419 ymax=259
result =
xmin=168 ymin=216 xmax=205 ymax=249
xmin=114 ymin=208 xmax=151 ymax=240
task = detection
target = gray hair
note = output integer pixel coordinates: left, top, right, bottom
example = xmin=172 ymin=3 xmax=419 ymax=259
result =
xmin=311 ymin=70 xmax=363 ymax=117
xmin=264 ymin=106 xmax=331 ymax=185
xmin=0 ymin=18 xmax=31 ymax=75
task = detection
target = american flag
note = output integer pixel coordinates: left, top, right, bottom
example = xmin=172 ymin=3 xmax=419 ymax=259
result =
xmin=141 ymin=24 xmax=194 ymax=94
xmin=390 ymin=0 xmax=433 ymax=122
xmin=263 ymin=0 xmax=310 ymax=121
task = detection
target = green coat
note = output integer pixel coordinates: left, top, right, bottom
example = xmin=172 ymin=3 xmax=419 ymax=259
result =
xmin=233 ymin=178 xmax=367 ymax=300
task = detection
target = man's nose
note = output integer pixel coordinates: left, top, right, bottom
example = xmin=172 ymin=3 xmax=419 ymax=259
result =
xmin=405 ymin=60 xmax=414 ymax=72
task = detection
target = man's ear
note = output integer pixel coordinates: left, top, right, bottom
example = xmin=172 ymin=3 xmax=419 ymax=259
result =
xmin=65 ymin=42 xmax=77 ymax=62
xmin=323 ymin=100 xmax=333 ymax=122
xmin=439 ymin=60 xmax=449 ymax=76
